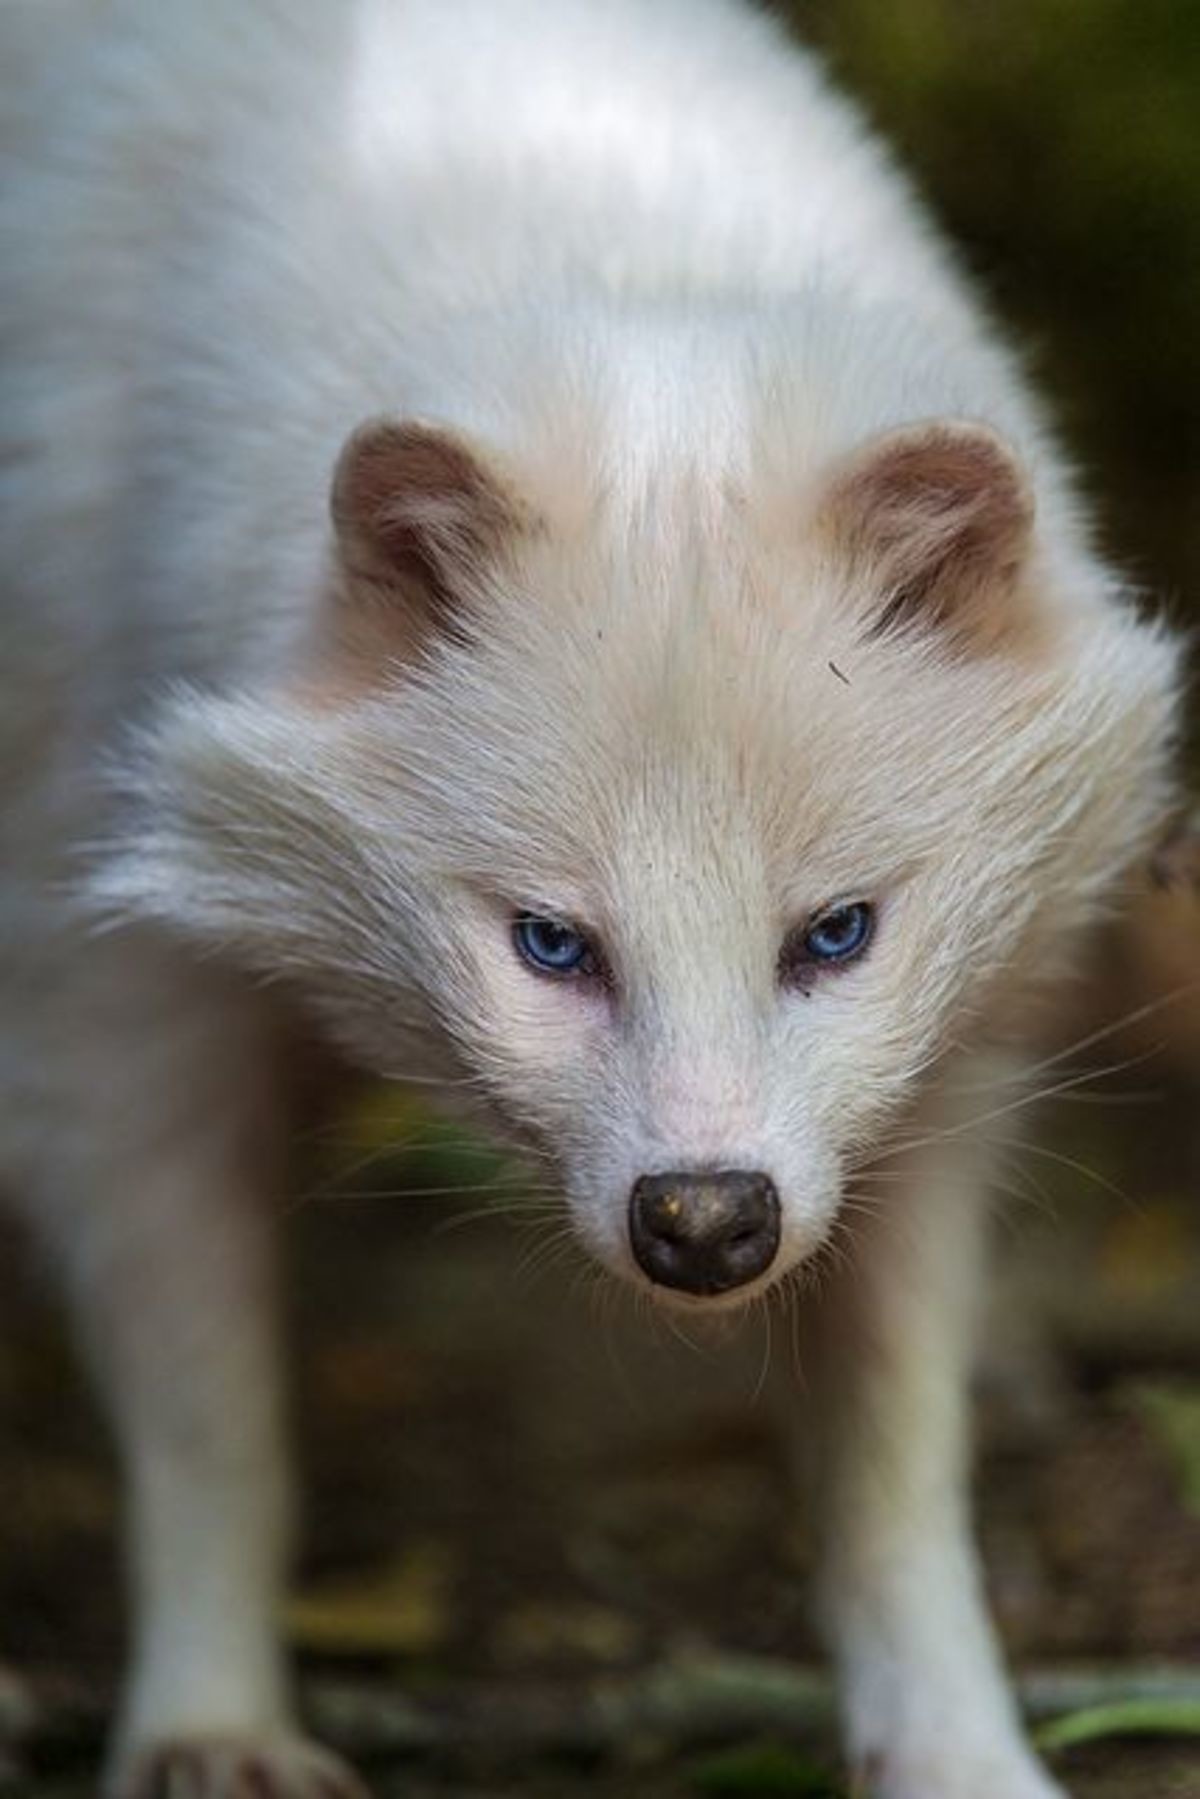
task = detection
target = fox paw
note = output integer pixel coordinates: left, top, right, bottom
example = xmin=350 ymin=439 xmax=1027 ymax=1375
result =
xmin=857 ymin=1742 xmax=1066 ymax=1799
xmin=109 ymin=1732 xmax=369 ymax=1799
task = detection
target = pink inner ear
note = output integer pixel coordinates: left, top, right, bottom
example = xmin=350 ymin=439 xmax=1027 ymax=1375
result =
xmin=825 ymin=420 xmax=1035 ymax=642
xmin=304 ymin=417 xmax=530 ymax=696
xmin=331 ymin=417 xmax=520 ymax=596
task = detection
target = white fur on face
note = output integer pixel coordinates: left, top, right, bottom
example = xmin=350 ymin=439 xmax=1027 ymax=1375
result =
xmin=98 ymin=466 xmax=1178 ymax=1306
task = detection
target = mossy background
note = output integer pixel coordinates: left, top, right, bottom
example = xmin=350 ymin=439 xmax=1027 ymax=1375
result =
xmin=802 ymin=0 xmax=1200 ymax=703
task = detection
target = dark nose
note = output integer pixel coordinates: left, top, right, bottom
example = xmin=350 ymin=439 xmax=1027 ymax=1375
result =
xmin=629 ymin=1170 xmax=781 ymax=1296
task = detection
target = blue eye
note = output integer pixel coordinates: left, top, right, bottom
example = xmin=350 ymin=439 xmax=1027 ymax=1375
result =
xmin=513 ymin=912 xmax=598 ymax=978
xmin=802 ymin=900 xmax=874 ymax=964
xmin=779 ymin=900 xmax=874 ymax=987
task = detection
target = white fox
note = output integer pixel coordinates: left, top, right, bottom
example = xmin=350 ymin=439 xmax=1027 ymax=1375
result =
xmin=0 ymin=3 xmax=1181 ymax=1796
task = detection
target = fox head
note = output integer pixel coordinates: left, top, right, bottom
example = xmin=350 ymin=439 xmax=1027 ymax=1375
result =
xmin=97 ymin=321 xmax=1179 ymax=1307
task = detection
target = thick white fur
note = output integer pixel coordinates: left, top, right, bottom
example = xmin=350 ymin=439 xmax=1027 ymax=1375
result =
xmin=0 ymin=4 xmax=1181 ymax=1797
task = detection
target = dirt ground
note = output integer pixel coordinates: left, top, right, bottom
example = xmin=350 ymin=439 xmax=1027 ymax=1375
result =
xmin=3 ymin=1049 xmax=1200 ymax=1798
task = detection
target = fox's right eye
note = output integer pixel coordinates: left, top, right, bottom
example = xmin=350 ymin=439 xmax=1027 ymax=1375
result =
xmin=513 ymin=912 xmax=600 ymax=979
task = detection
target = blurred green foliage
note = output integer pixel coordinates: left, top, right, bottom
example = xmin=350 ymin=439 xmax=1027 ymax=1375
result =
xmin=689 ymin=1740 xmax=842 ymax=1794
xmin=795 ymin=0 xmax=1200 ymax=754
xmin=1133 ymin=1382 xmax=1200 ymax=1519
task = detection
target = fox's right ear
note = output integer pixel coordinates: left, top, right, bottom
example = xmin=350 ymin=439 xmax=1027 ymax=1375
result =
xmin=328 ymin=417 xmax=530 ymax=658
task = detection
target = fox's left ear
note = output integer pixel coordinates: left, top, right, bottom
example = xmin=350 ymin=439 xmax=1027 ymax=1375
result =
xmin=820 ymin=419 xmax=1035 ymax=649
xmin=328 ymin=417 xmax=529 ymax=661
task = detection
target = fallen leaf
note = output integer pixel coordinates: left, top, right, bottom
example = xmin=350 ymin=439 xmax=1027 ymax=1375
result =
xmin=490 ymin=1599 xmax=639 ymax=1667
xmin=287 ymin=1541 xmax=454 ymax=1656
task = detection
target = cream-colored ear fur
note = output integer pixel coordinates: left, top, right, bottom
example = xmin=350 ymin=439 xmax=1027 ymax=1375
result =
xmin=822 ymin=420 xmax=1035 ymax=649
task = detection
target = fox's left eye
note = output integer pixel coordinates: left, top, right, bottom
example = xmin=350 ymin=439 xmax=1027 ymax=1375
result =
xmin=804 ymin=900 xmax=873 ymax=962
xmin=513 ymin=912 xmax=599 ymax=978
xmin=779 ymin=900 xmax=874 ymax=986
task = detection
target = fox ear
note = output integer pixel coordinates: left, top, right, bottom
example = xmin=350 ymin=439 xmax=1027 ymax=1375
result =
xmin=822 ymin=420 xmax=1035 ymax=648
xmin=330 ymin=417 xmax=526 ymax=642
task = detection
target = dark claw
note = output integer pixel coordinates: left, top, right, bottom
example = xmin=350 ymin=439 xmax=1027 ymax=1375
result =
xmin=112 ymin=1738 xmax=369 ymax=1799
